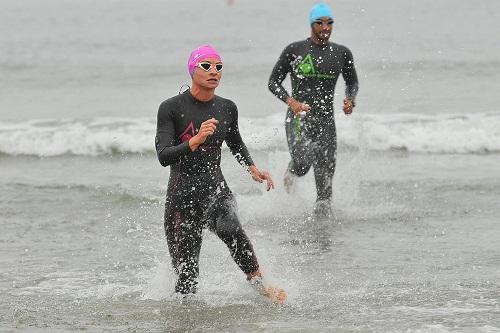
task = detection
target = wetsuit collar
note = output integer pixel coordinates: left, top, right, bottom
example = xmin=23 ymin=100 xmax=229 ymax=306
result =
xmin=307 ymin=37 xmax=329 ymax=49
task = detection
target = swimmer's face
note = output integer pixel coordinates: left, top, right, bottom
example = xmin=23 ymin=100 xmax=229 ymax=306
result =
xmin=311 ymin=16 xmax=333 ymax=43
xmin=192 ymin=57 xmax=223 ymax=89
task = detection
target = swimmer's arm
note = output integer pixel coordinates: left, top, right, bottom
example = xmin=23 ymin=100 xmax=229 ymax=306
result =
xmin=155 ymin=103 xmax=191 ymax=167
xmin=342 ymin=47 xmax=359 ymax=103
xmin=225 ymin=105 xmax=274 ymax=191
xmin=268 ymin=45 xmax=293 ymax=103
xmin=225 ymin=104 xmax=254 ymax=168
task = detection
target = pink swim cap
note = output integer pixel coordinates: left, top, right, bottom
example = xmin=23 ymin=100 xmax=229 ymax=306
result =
xmin=187 ymin=44 xmax=222 ymax=76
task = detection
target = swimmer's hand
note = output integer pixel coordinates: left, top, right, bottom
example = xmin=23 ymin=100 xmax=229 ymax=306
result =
xmin=286 ymin=97 xmax=310 ymax=117
xmin=189 ymin=118 xmax=218 ymax=151
xmin=343 ymin=98 xmax=355 ymax=115
xmin=248 ymin=165 xmax=274 ymax=191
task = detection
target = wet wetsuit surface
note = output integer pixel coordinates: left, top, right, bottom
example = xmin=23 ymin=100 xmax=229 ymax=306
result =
xmin=268 ymin=38 xmax=359 ymax=202
xmin=155 ymin=90 xmax=258 ymax=294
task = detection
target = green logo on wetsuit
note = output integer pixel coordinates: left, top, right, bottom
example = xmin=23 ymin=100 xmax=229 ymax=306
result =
xmin=298 ymin=53 xmax=335 ymax=79
xmin=299 ymin=54 xmax=316 ymax=75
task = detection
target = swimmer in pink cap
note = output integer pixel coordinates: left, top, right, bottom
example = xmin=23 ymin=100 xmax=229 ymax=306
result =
xmin=187 ymin=44 xmax=222 ymax=77
xmin=154 ymin=44 xmax=287 ymax=304
xmin=186 ymin=44 xmax=224 ymax=102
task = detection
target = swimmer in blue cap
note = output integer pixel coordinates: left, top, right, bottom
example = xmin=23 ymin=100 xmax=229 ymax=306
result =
xmin=309 ymin=2 xmax=334 ymax=44
xmin=268 ymin=2 xmax=360 ymax=217
xmin=309 ymin=3 xmax=334 ymax=25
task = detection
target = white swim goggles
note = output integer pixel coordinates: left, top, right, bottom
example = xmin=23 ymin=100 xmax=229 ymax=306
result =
xmin=197 ymin=61 xmax=223 ymax=72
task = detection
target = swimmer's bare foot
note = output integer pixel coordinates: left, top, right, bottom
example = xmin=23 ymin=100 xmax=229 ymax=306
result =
xmin=247 ymin=271 xmax=287 ymax=304
xmin=262 ymin=284 xmax=287 ymax=304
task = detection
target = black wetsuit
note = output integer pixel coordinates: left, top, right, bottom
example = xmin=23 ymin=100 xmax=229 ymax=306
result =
xmin=268 ymin=38 xmax=359 ymax=203
xmin=155 ymin=90 xmax=259 ymax=294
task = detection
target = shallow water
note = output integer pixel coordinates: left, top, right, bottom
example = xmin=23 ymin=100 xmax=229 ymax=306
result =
xmin=1 ymin=151 xmax=500 ymax=332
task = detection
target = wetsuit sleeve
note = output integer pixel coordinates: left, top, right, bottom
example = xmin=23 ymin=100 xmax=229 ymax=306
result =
xmin=155 ymin=101 xmax=191 ymax=167
xmin=268 ymin=44 xmax=294 ymax=103
xmin=342 ymin=47 xmax=359 ymax=102
xmin=225 ymin=103 xmax=254 ymax=167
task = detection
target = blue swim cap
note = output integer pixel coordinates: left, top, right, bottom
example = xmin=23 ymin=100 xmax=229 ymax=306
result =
xmin=309 ymin=3 xmax=333 ymax=24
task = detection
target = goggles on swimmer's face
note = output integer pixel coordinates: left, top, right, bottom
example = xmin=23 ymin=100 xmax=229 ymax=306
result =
xmin=312 ymin=19 xmax=334 ymax=26
xmin=197 ymin=61 xmax=223 ymax=72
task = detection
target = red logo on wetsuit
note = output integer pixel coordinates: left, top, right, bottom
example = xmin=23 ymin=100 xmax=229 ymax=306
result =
xmin=179 ymin=121 xmax=196 ymax=142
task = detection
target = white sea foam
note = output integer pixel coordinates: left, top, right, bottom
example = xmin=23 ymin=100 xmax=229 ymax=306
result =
xmin=1 ymin=112 xmax=499 ymax=156
xmin=408 ymin=324 xmax=500 ymax=333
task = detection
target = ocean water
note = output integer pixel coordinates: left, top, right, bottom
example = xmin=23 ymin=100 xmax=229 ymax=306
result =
xmin=1 ymin=0 xmax=500 ymax=332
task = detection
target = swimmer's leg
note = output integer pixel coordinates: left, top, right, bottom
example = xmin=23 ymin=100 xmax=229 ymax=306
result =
xmin=209 ymin=194 xmax=287 ymax=304
xmin=312 ymin=128 xmax=337 ymax=216
xmin=164 ymin=200 xmax=203 ymax=294
xmin=285 ymin=115 xmax=313 ymax=177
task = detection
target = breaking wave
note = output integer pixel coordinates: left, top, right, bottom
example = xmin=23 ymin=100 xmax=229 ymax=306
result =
xmin=1 ymin=112 xmax=499 ymax=156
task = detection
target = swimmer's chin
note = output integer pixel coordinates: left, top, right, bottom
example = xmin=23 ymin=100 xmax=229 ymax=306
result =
xmin=205 ymin=79 xmax=220 ymax=87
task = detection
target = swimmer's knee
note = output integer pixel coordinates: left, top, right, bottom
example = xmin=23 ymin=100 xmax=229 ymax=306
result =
xmin=215 ymin=214 xmax=241 ymax=239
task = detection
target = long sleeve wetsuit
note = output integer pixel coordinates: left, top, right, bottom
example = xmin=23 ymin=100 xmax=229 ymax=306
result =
xmin=155 ymin=90 xmax=259 ymax=294
xmin=268 ymin=38 xmax=359 ymax=203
